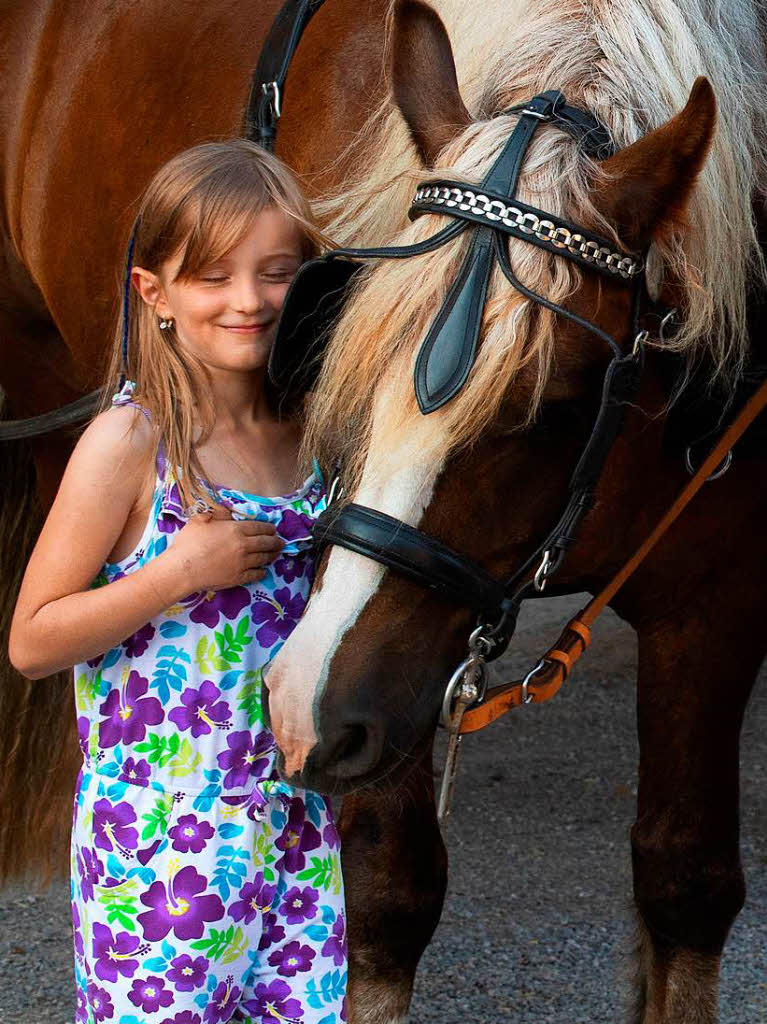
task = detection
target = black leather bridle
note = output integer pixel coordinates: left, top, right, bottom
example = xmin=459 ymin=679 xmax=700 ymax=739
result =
xmin=286 ymin=90 xmax=668 ymax=660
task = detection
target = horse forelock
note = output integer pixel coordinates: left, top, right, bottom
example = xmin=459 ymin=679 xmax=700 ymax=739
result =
xmin=306 ymin=0 xmax=767 ymax=491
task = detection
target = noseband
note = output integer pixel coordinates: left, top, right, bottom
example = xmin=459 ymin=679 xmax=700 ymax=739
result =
xmin=308 ymin=90 xmax=662 ymax=661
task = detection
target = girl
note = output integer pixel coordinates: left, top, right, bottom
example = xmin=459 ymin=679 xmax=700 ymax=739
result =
xmin=9 ymin=140 xmax=346 ymax=1024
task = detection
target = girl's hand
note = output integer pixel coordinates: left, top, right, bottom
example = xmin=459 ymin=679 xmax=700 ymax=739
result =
xmin=165 ymin=504 xmax=285 ymax=594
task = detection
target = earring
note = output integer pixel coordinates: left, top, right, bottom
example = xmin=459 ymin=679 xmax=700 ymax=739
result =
xmin=159 ymin=316 xmax=174 ymax=330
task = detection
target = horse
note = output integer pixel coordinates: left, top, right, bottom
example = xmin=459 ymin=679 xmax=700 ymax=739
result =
xmin=264 ymin=1 xmax=767 ymax=1021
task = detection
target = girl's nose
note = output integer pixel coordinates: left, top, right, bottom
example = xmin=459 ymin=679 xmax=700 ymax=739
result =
xmin=231 ymin=276 xmax=267 ymax=313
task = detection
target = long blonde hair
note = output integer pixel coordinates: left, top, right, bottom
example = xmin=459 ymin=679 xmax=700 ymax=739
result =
xmin=99 ymin=139 xmax=326 ymax=510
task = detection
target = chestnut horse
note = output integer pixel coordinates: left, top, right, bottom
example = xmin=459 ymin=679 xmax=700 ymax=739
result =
xmin=265 ymin=1 xmax=767 ymax=1021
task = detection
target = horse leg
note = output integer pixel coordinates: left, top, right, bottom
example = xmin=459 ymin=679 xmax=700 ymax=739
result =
xmin=339 ymin=742 xmax=447 ymax=1024
xmin=628 ymin=602 xmax=764 ymax=1024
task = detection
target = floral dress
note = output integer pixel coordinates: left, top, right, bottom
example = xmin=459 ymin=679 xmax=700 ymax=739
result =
xmin=70 ymin=383 xmax=346 ymax=1024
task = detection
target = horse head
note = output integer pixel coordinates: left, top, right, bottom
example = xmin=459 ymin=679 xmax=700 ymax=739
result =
xmin=265 ymin=0 xmax=718 ymax=791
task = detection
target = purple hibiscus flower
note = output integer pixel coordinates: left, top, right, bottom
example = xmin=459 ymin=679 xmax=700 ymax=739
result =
xmin=280 ymin=886 xmax=318 ymax=926
xmin=137 ymin=865 xmax=225 ymax=942
xmin=161 ymin=1013 xmax=202 ymax=1024
xmin=77 ymin=846 xmax=104 ymax=902
xmin=274 ymin=798 xmax=322 ymax=874
xmin=86 ymin=982 xmax=114 ymax=1023
xmin=168 ymin=814 xmax=215 ymax=854
xmin=128 ymin=976 xmax=173 ymax=1014
xmin=92 ymin=799 xmax=138 ymax=856
xmin=180 ymin=585 xmax=250 ymax=629
xmin=257 ymin=912 xmax=286 ymax=952
xmin=267 ymin=940 xmax=315 ymax=978
xmin=72 ymin=903 xmax=84 ymax=959
xmin=272 ymin=553 xmax=302 ymax=584
xmin=92 ymin=922 xmax=142 ymax=982
xmin=203 ymin=977 xmax=241 ymax=1024
xmin=229 ymin=873 xmax=276 ymax=925
xmin=166 ymin=953 xmax=209 ymax=992
xmin=277 ymin=508 xmax=314 ymax=542
xmin=119 ymin=757 xmax=151 ymax=788
xmin=322 ymin=912 xmax=347 ymax=967
xmin=168 ymin=681 xmax=231 ymax=738
xmin=77 ymin=716 xmax=90 ymax=758
xmin=323 ymin=817 xmax=341 ymax=850
xmin=243 ymin=979 xmax=303 ymax=1024
xmin=122 ymin=621 xmax=156 ymax=657
xmin=216 ymin=730 xmax=274 ymax=790
xmin=75 ymin=988 xmax=88 ymax=1023
xmin=99 ymin=670 xmax=164 ymax=748
xmin=251 ymin=587 xmax=307 ymax=648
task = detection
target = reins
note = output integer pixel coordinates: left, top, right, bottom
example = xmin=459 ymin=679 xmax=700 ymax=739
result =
xmin=459 ymin=372 xmax=767 ymax=733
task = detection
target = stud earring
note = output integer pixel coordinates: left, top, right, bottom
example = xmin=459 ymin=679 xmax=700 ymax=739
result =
xmin=159 ymin=316 xmax=174 ymax=330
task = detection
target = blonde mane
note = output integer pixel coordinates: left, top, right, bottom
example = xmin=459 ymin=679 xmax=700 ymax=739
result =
xmin=305 ymin=0 xmax=767 ymax=487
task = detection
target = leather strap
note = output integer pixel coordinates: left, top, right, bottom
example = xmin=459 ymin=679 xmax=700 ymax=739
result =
xmin=460 ymin=374 xmax=767 ymax=733
xmin=244 ymin=0 xmax=327 ymax=151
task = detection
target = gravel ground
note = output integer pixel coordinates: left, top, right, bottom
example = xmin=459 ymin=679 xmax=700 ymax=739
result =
xmin=1 ymin=595 xmax=764 ymax=1023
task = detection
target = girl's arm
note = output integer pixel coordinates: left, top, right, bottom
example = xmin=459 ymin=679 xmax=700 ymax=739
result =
xmin=9 ymin=406 xmax=282 ymax=680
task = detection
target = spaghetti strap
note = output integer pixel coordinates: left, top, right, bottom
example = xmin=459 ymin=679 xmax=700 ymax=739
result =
xmin=111 ymin=379 xmax=166 ymax=478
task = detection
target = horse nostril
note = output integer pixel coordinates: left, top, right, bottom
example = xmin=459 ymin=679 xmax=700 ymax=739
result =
xmin=336 ymin=723 xmax=368 ymax=764
xmin=324 ymin=719 xmax=383 ymax=780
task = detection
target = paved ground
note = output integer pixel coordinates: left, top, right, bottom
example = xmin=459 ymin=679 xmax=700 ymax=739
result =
xmin=1 ymin=595 xmax=764 ymax=1023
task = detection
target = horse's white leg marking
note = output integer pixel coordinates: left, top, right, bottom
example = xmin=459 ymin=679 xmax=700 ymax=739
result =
xmin=267 ymin=385 xmax=449 ymax=773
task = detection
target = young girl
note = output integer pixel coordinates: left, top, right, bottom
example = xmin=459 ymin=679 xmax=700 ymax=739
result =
xmin=9 ymin=141 xmax=346 ymax=1024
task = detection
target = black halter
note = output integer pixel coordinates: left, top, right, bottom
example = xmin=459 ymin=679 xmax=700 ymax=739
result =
xmin=277 ymin=91 xmax=662 ymax=659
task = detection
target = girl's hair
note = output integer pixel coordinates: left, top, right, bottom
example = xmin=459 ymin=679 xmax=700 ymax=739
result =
xmin=98 ymin=138 xmax=325 ymax=511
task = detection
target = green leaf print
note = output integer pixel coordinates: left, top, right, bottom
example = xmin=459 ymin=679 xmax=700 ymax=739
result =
xmin=296 ymin=853 xmax=342 ymax=894
xmin=75 ymin=672 xmax=93 ymax=712
xmin=190 ymin=924 xmax=237 ymax=961
xmin=237 ymin=670 xmax=264 ymax=727
xmin=140 ymin=793 xmax=175 ymax=840
xmin=195 ymin=636 xmax=230 ymax=674
xmin=214 ymin=615 xmax=253 ymax=665
xmin=221 ymin=926 xmax=248 ymax=966
xmin=96 ymin=882 xmax=139 ymax=932
xmin=167 ymin=737 xmax=202 ymax=778
xmin=252 ymin=826 xmax=276 ymax=882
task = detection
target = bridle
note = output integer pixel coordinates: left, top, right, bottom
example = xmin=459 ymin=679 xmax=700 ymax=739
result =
xmin=309 ymin=88 xmax=657 ymax=669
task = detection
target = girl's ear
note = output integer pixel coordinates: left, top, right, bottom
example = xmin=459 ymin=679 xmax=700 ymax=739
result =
xmin=131 ymin=266 xmax=170 ymax=317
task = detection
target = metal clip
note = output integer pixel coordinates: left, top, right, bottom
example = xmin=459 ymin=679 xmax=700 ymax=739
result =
xmin=437 ymin=645 xmax=488 ymax=825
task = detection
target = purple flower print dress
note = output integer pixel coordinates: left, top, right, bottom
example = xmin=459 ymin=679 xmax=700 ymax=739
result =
xmin=70 ymin=382 xmax=346 ymax=1024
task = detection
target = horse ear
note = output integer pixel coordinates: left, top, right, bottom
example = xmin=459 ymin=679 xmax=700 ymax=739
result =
xmin=596 ymin=77 xmax=717 ymax=251
xmin=391 ymin=0 xmax=472 ymax=166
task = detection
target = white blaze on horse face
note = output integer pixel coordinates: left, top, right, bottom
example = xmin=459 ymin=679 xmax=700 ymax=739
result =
xmin=266 ymin=383 xmax=449 ymax=775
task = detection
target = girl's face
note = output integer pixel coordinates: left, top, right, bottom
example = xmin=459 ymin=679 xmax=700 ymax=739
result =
xmin=134 ymin=206 xmax=305 ymax=374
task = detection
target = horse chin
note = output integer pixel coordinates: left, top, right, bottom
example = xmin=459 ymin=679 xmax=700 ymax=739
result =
xmin=274 ymin=737 xmax=420 ymax=797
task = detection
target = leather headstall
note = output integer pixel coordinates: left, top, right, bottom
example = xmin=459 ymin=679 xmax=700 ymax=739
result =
xmin=306 ymin=89 xmax=655 ymax=660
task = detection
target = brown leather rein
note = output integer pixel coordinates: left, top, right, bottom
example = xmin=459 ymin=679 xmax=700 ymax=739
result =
xmin=459 ymin=374 xmax=767 ymax=734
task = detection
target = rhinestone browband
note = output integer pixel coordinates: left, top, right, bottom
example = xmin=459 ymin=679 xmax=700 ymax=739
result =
xmin=410 ymin=181 xmax=642 ymax=281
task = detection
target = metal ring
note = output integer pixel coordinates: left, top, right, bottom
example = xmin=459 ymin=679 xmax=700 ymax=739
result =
xmin=521 ymin=658 xmax=547 ymax=704
xmin=659 ymin=308 xmax=678 ymax=343
xmin=684 ymin=446 xmax=733 ymax=482
xmin=467 ymin=624 xmax=495 ymax=658
xmin=439 ymin=657 xmax=487 ymax=727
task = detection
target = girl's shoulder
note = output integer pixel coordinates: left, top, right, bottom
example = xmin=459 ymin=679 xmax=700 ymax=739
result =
xmin=64 ymin=402 xmax=158 ymax=510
